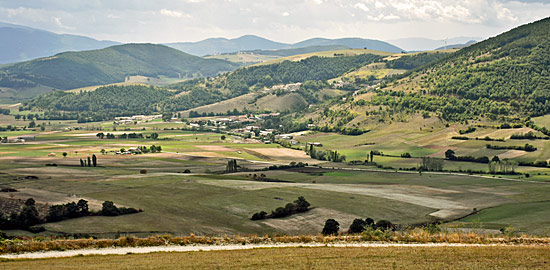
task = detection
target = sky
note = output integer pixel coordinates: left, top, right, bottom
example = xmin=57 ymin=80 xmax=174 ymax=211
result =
xmin=0 ymin=0 xmax=548 ymax=43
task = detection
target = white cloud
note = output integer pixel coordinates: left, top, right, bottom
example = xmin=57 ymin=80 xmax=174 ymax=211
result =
xmin=159 ymin=9 xmax=189 ymax=18
xmin=0 ymin=0 xmax=547 ymax=43
xmin=374 ymin=1 xmax=386 ymax=8
xmin=354 ymin=2 xmax=370 ymax=12
xmin=53 ymin=17 xmax=75 ymax=30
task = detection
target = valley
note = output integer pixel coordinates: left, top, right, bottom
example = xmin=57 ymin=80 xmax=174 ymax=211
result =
xmin=0 ymin=14 xmax=549 ymax=268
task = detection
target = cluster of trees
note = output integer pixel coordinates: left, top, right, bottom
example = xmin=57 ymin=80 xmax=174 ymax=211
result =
xmin=22 ymin=85 xmax=173 ymax=122
xmin=510 ymin=131 xmax=549 ymax=140
xmin=526 ymin=122 xmax=550 ymax=137
xmin=459 ymin=126 xmax=476 ymax=135
xmin=420 ymin=157 xmax=444 ymax=171
xmin=312 ymin=125 xmax=368 ymax=136
xmin=250 ymin=197 xmax=310 ymax=220
xmin=486 ymin=143 xmax=537 ymax=152
xmin=0 ymin=198 xmax=139 ymax=232
xmin=348 ymin=218 xmax=394 ymax=234
xmin=445 ymin=149 xmax=490 ymax=164
xmin=305 ymin=145 xmax=346 ymax=162
xmin=385 ymin=52 xmax=449 ymax=70
xmin=47 ymin=199 xmax=90 ymax=222
xmin=0 ymin=108 xmax=9 ymax=115
xmin=0 ymin=198 xmax=41 ymax=230
xmin=226 ymin=54 xmax=383 ymax=88
xmin=322 ymin=218 xmax=394 ymax=235
xmin=226 ymin=159 xmax=239 ymax=172
xmin=96 ymin=132 xmax=159 ymax=140
xmin=488 ymin=157 xmax=519 ymax=174
xmin=100 ymin=201 xmax=141 ymax=216
xmin=80 ymin=155 xmax=97 ymax=167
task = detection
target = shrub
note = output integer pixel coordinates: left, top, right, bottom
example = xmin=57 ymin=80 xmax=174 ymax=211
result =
xmin=322 ymin=219 xmax=340 ymax=235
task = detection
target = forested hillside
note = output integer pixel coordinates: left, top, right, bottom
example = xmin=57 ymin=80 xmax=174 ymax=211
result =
xmin=0 ymin=44 xmax=239 ymax=90
xmin=360 ymin=17 xmax=549 ymax=121
xmin=22 ymin=85 xmax=173 ymax=122
xmin=22 ymin=53 xmax=384 ymax=121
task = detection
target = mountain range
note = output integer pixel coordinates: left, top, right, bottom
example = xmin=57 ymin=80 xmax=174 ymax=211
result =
xmin=0 ymin=43 xmax=238 ymax=91
xmin=164 ymin=35 xmax=404 ymax=56
xmin=0 ymin=22 xmax=119 ymax=64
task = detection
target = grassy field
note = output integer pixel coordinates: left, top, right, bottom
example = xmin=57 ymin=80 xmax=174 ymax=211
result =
xmin=2 ymin=113 xmax=550 ymax=237
xmin=2 ymin=246 xmax=549 ymax=269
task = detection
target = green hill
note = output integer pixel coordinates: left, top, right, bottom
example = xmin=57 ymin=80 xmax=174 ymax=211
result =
xmin=0 ymin=43 xmax=239 ymax=91
xmin=362 ymin=17 xmax=550 ymax=122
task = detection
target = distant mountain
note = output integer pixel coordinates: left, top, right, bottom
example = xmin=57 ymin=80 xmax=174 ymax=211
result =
xmin=165 ymin=35 xmax=403 ymax=56
xmin=0 ymin=43 xmax=239 ymax=90
xmin=290 ymin=38 xmax=402 ymax=53
xmin=233 ymin=45 xmax=350 ymax=57
xmin=0 ymin=22 xmax=120 ymax=64
xmin=387 ymin=37 xmax=482 ymax=51
xmin=166 ymin=35 xmax=288 ymax=56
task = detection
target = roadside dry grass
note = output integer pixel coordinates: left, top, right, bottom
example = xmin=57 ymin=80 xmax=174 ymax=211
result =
xmin=1 ymin=230 xmax=549 ymax=255
xmin=2 ymin=245 xmax=549 ymax=269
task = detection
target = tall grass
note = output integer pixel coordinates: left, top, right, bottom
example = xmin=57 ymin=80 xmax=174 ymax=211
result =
xmin=1 ymin=229 xmax=549 ymax=254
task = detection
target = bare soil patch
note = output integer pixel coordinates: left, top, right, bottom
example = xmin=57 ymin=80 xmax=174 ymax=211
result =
xmin=0 ymin=188 xmax=104 ymax=210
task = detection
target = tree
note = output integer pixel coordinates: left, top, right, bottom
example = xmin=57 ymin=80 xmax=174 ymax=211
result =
xmin=28 ymin=120 xmax=36 ymax=128
xmin=226 ymin=159 xmax=238 ymax=172
xmin=375 ymin=220 xmax=393 ymax=231
xmin=322 ymin=219 xmax=340 ymax=235
xmin=491 ymin=155 xmax=501 ymax=163
xmin=18 ymin=198 xmax=41 ymax=228
xmin=100 ymin=149 xmax=106 ymax=155
xmin=92 ymin=154 xmax=97 ymax=167
xmin=77 ymin=199 xmax=89 ymax=216
xmin=251 ymin=211 xmax=267 ymax=220
xmin=62 ymin=152 xmax=67 ymax=158
xmin=150 ymin=133 xmax=159 ymax=140
xmin=221 ymin=135 xmax=226 ymax=140
xmin=294 ymin=196 xmax=310 ymax=212
xmin=365 ymin=217 xmax=375 ymax=227
xmin=370 ymin=150 xmax=374 ymax=163
xmin=87 ymin=156 xmax=91 ymax=167
xmin=96 ymin=132 xmax=104 ymax=139
xmin=445 ymin=149 xmax=456 ymax=160
xmin=80 ymin=159 xmax=84 ymax=167
xmin=101 ymin=201 xmax=119 ymax=216
xmin=349 ymin=218 xmax=367 ymax=234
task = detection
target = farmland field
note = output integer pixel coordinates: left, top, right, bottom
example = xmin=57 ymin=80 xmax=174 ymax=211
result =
xmin=1 ymin=114 xmax=550 ymax=237
xmin=2 ymin=246 xmax=549 ymax=269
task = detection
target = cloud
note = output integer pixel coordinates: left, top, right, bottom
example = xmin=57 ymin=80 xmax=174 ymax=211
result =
xmin=53 ymin=17 xmax=75 ymax=30
xmin=354 ymin=3 xmax=370 ymax=12
xmin=159 ymin=9 xmax=189 ymax=18
xmin=0 ymin=0 xmax=547 ymax=43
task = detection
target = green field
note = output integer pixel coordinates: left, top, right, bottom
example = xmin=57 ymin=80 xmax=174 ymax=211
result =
xmin=2 ymin=111 xmax=550 ymax=237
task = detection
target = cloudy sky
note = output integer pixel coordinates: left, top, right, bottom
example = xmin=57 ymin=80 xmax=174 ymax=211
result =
xmin=0 ymin=0 xmax=548 ymax=43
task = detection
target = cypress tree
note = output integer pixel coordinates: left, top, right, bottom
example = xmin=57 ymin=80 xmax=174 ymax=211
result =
xmin=87 ymin=156 xmax=91 ymax=167
xmin=92 ymin=154 xmax=97 ymax=167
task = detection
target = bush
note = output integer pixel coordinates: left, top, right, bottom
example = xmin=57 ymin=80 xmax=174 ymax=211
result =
xmin=375 ymin=220 xmax=393 ymax=231
xmin=322 ymin=219 xmax=340 ymax=235
xmin=349 ymin=218 xmax=367 ymax=234
xmin=28 ymin=225 xmax=46 ymax=233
